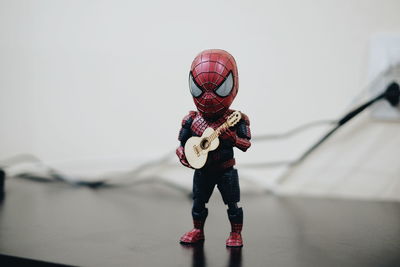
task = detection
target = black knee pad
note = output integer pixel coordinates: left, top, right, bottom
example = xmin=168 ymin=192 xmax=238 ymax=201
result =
xmin=192 ymin=199 xmax=206 ymax=212
xmin=227 ymin=207 xmax=243 ymax=224
xmin=192 ymin=207 xmax=208 ymax=221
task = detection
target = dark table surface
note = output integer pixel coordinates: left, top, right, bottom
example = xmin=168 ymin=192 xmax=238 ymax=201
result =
xmin=0 ymin=176 xmax=399 ymax=267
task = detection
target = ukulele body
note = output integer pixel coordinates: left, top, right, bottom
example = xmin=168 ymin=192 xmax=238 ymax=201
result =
xmin=184 ymin=127 xmax=220 ymax=169
xmin=184 ymin=111 xmax=241 ymax=169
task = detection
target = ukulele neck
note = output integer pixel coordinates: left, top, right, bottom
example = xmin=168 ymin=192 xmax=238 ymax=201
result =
xmin=208 ymin=122 xmax=229 ymax=142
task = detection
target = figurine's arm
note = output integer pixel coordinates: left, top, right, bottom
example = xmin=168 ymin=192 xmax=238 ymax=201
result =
xmin=222 ymin=113 xmax=251 ymax=152
xmin=176 ymin=111 xmax=196 ymax=168
xmin=235 ymin=113 xmax=251 ymax=151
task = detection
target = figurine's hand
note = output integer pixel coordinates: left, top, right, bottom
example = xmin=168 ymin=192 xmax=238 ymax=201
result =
xmin=176 ymin=146 xmax=194 ymax=169
xmin=220 ymin=128 xmax=237 ymax=146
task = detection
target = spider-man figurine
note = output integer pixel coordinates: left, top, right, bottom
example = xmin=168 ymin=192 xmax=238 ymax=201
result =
xmin=176 ymin=49 xmax=251 ymax=247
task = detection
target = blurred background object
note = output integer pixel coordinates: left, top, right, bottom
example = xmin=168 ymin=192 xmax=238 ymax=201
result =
xmin=1 ymin=0 xmax=400 ymax=200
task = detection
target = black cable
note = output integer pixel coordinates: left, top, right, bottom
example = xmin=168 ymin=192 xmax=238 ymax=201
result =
xmin=290 ymin=82 xmax=400 ymax=166
xmin=242 ymin=82 xmax=400 ymax=170
xmin=252 ymin=120 xmax=336 ymax=141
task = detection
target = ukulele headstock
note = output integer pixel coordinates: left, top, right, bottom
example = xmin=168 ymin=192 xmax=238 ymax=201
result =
xmin=226 ymin=111 xmax=242 ymax=127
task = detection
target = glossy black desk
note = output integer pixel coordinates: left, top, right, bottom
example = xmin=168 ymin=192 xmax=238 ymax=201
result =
xmin=0 ymin=177 xmax=399 ymax=267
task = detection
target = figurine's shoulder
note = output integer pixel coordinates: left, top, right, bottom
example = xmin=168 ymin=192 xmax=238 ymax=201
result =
xmin=181 ymin=110 xmax=198 ymax=127
xmin=240 ymin=112 xmax=250 ymax=125
xmin=183 ymin=110 xmax=197 ymax=120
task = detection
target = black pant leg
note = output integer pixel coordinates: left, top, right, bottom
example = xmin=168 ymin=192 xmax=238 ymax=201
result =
xmin=217 ymin=168 xmax=240 ymax=205
xmin=192 ymin=170 xmax=216 ymax=220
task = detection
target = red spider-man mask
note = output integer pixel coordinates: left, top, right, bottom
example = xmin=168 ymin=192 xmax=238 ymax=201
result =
xmin=189 ymin=49 xmax=239 ymax=119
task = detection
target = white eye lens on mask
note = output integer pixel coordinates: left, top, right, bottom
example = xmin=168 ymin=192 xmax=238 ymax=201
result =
xmin=215 ymin=72 xmax=234 ymax=97
xmin=189 ymin=73 xmax=203 ymax=97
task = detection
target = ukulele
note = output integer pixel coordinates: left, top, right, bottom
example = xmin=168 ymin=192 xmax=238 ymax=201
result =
xmin=184 ymin=111 xmax=242 ymax=169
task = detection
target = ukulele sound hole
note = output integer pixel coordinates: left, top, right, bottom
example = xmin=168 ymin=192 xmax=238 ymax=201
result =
xmin=200 ymin=138 xmax=210 ymax=149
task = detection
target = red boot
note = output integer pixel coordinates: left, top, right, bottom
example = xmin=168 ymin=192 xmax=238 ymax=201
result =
xmin=226 ymin=223 xmax=243 ymax=247
xmin=180 ymin=220 xmax=205 ymax=244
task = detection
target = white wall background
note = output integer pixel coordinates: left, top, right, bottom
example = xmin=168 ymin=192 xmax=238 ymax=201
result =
xmin=1 ymin=0 xmax=400 ymax=194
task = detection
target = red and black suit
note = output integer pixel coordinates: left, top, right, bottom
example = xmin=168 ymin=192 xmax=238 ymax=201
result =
xmin=177 ymin=49 xmax=251 ymax=247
